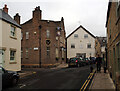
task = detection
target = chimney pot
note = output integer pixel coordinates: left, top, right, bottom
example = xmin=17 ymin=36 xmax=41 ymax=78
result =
xmin=3 ymin=4 xmax=8 ymax=13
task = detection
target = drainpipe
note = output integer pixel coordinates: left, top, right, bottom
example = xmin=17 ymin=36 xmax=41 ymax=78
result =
xmin=39 ymin=25 xmax=42 ymax=68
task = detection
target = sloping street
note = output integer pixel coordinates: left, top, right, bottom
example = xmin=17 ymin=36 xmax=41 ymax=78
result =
xmin=3 ymin=65 xmax=95 ymax=90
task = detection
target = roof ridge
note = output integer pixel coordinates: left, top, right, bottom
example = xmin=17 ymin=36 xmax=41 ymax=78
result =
xmin=67 ymin=25 xmax=95 ymax=39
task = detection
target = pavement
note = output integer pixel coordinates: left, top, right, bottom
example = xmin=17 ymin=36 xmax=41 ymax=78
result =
xmin=18 ymin=63 xmax=68 ymax=78
xmin=89 ymin=67 xmax=116 ymax=90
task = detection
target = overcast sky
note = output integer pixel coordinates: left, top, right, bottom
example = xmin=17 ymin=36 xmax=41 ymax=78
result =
xmin=0 ymin=0 xmax=109 ymax=37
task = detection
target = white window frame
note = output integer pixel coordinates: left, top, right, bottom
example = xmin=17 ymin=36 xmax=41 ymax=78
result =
xmin=46 ymin=30 xmax=50 ymax=38
xmin=25 ymin=48 xmax=29 ymax=58
xmin=10 ymin=50 xmax=16 ymax=62
xmin=11 ymin=26 xmax=16 ymax=37
xmin=26 ymin=32 xmax=29 ymax=39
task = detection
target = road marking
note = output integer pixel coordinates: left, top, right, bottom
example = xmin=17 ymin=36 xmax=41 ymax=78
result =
xmin=19 ymin=84 xmax=26 ymax=88
xmin=80 ymin=69 xmax=95 ymax=91
xmin=80 ymin=80 xmax=88 ymax=90
xmin=83 ymin=80 xmax=90 ymax=90
xmin=33 ymin=72 xmax=36 ymax=74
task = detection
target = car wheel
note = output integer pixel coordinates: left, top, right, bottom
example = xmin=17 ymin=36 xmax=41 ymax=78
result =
xmin=12 ymin=77 xmax=18 ymax=86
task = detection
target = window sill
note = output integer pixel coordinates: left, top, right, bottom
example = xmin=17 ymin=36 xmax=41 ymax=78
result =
xmin=9 ymin=62 xmax=17 ymax=64
xmin=10 ymin=36 xmax=17 ymax=40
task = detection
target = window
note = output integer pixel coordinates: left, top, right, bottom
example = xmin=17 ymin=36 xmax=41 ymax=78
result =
xmin=0 ymin=67 xmax=4 ymax=74
xmin=80 ymin=44 xmax=83 ymax=49
xmin=25 ymin=48 xmax=28 ymax=58
xmin=74 ymin=34 xmax=78 ymax=38
xmin=10 ymin=50 xmax=16 ymax=61
xmin=11 ymin=26 xmax=16 ymax=37
xmin=21 ymin=48 xmax=23 ymax=58
xmin=21 ymin=32 xmax=23 ymax=40
xmin=87 ymin=43 xmax=91 ymax=48
xmin=26 ymin=32 xmax=29 ymax=39
xmin=47 ymin=47 xmax=50 ymax=57
xmin=56 ymin=27 xmax=61 ymax=30
xmin=56 ymin=48 xmax=58 ymax=58
xmin=71 ymin=44 xmax=75 ymax=48
xmin=103 ymin=40 xmax=105 ymax=43
xmin=46 ymin=30 xmax=50 ymax=38
xmin=84 ymin=34 xmax=88 ymax=38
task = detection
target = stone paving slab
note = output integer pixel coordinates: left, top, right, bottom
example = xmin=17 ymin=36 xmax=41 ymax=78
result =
xmin=89 ymin=68 xmax=115 ymax=90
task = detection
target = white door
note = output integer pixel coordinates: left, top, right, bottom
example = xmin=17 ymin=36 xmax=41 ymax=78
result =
xmin=0 ymin=49 xmax=5 ymax=67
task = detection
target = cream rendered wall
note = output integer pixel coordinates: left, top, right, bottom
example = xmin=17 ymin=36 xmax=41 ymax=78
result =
xmin=1 ymin=20 xmax=21 ymax=71
xmin=67 ymin=27 xmax=95 ymax=58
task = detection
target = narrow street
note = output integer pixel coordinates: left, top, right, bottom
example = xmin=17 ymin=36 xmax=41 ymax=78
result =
xmin=3 ymin=64 xmax=95 ymax=90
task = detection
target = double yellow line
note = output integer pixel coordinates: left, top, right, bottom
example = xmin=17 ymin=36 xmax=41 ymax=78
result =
xmin=80 ymin=70 xmax=95 ymax=91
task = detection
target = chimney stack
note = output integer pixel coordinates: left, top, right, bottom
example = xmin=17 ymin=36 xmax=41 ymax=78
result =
xmin=3 ymin=4 xmax=8 ymax=13
xmin=33 ymin=6 xmax=42 ymax=23
xmin=14 ymin=13 xmax=20 ymax=25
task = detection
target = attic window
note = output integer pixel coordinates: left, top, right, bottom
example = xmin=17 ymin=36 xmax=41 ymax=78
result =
xmin=84 ymin=34 xmax=88 ymax=38
xmin=74 ymin=34 xmax=78 ymax=38
xmin=56 ymin=27 xmax=61 ymax=30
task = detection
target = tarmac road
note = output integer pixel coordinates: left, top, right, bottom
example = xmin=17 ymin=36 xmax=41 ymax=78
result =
xmin=3 ymin=64 xmax=95 ymax=91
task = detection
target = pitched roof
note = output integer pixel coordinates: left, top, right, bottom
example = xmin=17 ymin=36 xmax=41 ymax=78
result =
xmin=67 ymin=25 xmax=96 ymax=39
xmin=0 ymin=9 xmax=21 ymax=28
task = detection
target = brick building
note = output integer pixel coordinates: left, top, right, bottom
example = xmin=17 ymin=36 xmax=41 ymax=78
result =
xmin=106 ymin=1 xmax=120 ymax=89
xmin=21 ymin=6 xmax=66 ymax=68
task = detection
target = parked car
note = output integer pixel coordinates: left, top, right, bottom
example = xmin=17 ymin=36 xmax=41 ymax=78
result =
xmin=84 ymin=58 xmax=90 ymax=65
xmin=0 ymin=66 xmax=19 ymax=88
xmin=68 ymin=57 xmax=85 ymax=67
xmin=91 ymin=57 xmax=96 ymax=64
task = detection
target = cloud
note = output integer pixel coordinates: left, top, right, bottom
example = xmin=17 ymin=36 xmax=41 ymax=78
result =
xmin=1 ymin=0 xmax=109 ymax=37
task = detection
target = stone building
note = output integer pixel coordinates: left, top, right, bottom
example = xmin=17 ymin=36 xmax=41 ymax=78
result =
xmin=67 ymin=25 xmax=96 ymax=59
xmin=0 ymin=5 xmax=21 ymax=71
xmin=106 ymin=1 xmax=120 ymax=89
xmin=95 ymin=37 xmax=107 ymax=57
xmin=21 ymin=6 xmax=66 ymax=68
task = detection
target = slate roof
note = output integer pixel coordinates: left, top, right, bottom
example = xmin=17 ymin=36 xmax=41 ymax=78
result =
xmin=0 ymin=9 xmax=21 ymax=28
xmin=66 ymin=25 xmax=96 ymax=39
